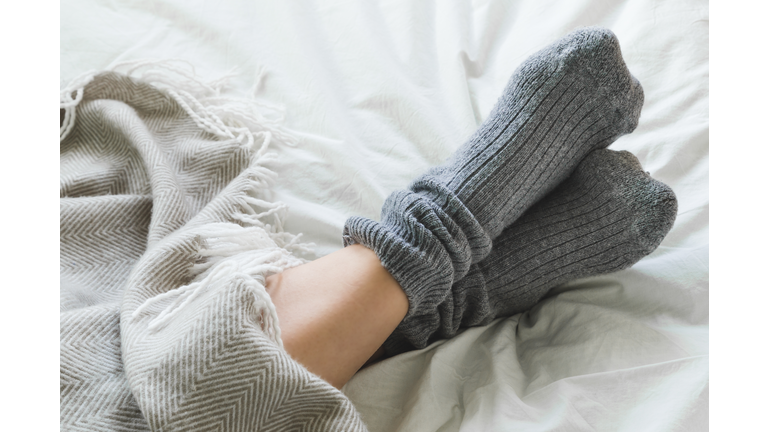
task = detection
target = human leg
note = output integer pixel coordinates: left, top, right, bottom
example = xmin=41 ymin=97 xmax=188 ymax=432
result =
xmin=265 ymin=244 xmax=407 ymax=389
xmin=267 ymin=27 xmax=653 ymax=386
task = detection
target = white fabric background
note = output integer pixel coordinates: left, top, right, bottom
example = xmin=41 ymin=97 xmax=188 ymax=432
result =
xmin=61 ymin=0 xmax=709 ymax=430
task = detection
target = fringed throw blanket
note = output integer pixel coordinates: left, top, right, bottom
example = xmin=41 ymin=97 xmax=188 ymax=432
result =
xmin=60 ymin=66 xmax=368 ymax=431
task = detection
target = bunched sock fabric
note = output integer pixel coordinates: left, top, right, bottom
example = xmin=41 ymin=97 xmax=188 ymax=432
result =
xmin=383 ymin=149 xmax=678 ymax=355
xmin=343 ymin=27 xmax=644 ymax=323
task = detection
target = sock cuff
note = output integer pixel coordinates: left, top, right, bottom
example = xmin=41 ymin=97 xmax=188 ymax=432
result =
xmin=343 ymin=184 xmax=492 ymax=317
xmin=343 ymin=214 xmax=454 ymax=317
xmin=408 ymin=175 xmax=493 ymax=261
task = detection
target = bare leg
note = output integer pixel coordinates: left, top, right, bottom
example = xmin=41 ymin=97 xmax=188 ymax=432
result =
xmin=265 ymin=244 xmax=408 ymax=389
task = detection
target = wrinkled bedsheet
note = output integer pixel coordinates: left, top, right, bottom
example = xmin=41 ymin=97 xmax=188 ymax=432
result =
xmin=62 ymin=0 xmax=708 ymax=430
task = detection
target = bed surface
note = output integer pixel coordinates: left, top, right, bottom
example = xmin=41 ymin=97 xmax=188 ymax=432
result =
xmin=61 ymin=0 xmax=709 ymax=430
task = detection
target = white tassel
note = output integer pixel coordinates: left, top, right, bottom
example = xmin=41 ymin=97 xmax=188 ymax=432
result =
xmin=60 ymin=70 xmax=97 ymax=141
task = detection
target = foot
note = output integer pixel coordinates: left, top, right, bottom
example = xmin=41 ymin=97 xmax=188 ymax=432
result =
xmin=344 ymin=27 xmax=645 ymax=336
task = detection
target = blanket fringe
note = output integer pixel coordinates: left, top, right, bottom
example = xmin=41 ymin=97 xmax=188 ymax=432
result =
xmin=60 ymin=59 xmax=298 ymax=149
xmin=68 ymin=60 xmax=315 ymax=346
xmin=60 ymin=70 xmax=97 ymax=141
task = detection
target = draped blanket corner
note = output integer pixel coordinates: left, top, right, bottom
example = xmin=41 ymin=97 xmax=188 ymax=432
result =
xmin=60 ymin=64 xmax=368 ymax=432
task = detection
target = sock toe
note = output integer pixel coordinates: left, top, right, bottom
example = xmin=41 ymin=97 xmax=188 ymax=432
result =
xmin=557 ymin=27 xmax=645 ymax=135
xmin=585 ymin=149 xmax=678 ymax=256
xmin=631 ymin=177 xmax=678 ymax=254
xmin=558 ymin=27 xmax=631 ymax=91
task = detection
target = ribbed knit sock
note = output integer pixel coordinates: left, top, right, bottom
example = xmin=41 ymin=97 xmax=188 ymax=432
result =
xmin=344 ymin=27 xmax=644 ymax=323
xmin=383 ymin=149 xmax=678 ymax=355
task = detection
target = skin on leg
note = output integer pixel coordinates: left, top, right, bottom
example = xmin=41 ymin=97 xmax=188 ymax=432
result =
xmin=265 ymin=244 xmax=407 ymax=389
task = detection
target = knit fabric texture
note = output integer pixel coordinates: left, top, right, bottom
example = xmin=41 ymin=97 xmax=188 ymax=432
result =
xmin=343 ymin=27 xmax=644 ymax=323
xmin=60 ymin=71 xmax=368 ymax=432
xmin=383 ymin=149 xmax=678 ymax=355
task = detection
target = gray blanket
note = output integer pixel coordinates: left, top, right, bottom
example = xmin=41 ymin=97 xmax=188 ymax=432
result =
xmin=60 ymin=70 xmax=368 ymax=431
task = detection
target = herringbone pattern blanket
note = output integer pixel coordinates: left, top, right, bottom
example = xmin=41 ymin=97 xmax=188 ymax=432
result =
xmin=60 ymin=70 xmax=368 ymax=431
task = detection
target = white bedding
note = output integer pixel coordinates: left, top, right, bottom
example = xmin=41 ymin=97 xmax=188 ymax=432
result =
xmin=61 ymin=0 xmax=709 ymax=430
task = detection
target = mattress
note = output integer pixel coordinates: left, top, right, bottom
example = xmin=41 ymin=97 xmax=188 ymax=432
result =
xmin=61 ymin=0 xmax=709 ymax=430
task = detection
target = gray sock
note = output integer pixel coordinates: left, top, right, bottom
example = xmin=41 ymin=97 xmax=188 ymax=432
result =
xmin=343 ymin=27 xmax=643 ymax=327
xmin=383 ymin=149 xmax=678 ymax=355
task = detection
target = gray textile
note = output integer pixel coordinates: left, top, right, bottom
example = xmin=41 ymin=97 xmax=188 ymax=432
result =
xmin=343 ymin=27 xmax=644 ymax=331
xmin=384 ymin=149 xmax=678 ymax=354
xmin=60 ymin=72 xmax=368 ymax=431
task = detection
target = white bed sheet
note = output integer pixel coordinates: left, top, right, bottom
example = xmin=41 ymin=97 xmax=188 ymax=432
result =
xmin=61 ymin=0 xmax=709 ymax=430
